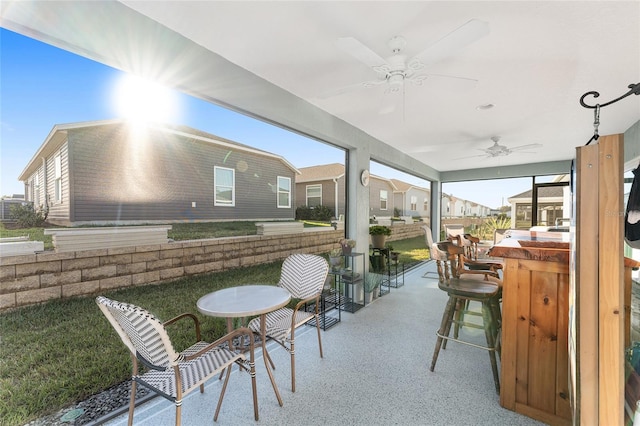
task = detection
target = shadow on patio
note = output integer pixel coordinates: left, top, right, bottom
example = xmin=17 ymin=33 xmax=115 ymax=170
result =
xmin=103 ymin=261 xmax=543 ymax=426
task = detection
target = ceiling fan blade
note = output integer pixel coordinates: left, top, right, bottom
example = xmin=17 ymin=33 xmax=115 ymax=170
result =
xmin=313 ymin=78 xmax=384 ymax=100
xmin=378 ymin=85 xmax=404 ymax=115
xmin=336 ymin=37 xmax=388 ymax=69
xmin=508 ymin=143 xmax=543 ymax=151
xmin=454 ymin=153 xmax=490 ymax=160
xmin=378 ymin=101 xmax=397 ymax=115
xmin=409 ymin=19 xmax=489 ymax=69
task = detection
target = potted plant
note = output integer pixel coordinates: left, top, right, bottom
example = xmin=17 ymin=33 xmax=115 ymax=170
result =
xmin=338 ymin=238 xmax=356 ymax=255
xmin=328 ymin=248 xmax=343 ymax=271
xmin=364 ymin=272 xmax=383 ymax=303
xmin=369 ymin=225 xmax=391 ymax=249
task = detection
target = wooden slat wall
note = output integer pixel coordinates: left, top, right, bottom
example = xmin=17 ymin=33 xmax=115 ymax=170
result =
xmin=500 ymin=257 xmax=519 ymax=410
xmin=500 ymin=255 xmax=572 ymax=425
xmin=576 ymin=141 xmax=599 ymax=424
xmin=557 ymin=271 xmax=572 ymax=420
xmin=575 ymin=134 xmax=625 ymax=425
xmin=598 ymin=135 xmax=624 ymax=424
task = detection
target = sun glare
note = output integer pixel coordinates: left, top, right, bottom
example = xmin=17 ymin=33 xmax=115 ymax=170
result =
xmin=113 ymin=74 xmax=178 ymax=124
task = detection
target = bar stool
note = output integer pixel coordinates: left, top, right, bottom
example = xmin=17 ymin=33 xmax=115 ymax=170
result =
xmin=429 ymin=242 xmax=502 ymax=394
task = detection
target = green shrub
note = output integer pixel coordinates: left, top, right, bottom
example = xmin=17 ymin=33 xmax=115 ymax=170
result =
xmin=369 ymin=225 xmax=391 ymax=236
xmin=295 ymin=205 xmax=311 ymax=220
xmin=295 ymin=205 xmax=332 ymax=221
xmin=10 ymin=203 xmax=48 ymax=228
xmin=478 ymin=216 xmax=511 ymax=240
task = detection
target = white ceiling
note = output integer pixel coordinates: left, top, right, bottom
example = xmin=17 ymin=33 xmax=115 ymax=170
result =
xmin=120 ymin=1 xmax=640 ymax=172
xmin=2 ymin=1 xmax=639 ymax=176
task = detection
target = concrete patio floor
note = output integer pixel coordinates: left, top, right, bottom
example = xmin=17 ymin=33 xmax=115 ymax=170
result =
xmin=104 ymin=261 xmax=544 ymax=426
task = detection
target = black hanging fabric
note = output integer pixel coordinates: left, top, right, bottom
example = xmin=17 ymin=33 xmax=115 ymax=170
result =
xmin=626 ymin=164 xmax=640 ymax=249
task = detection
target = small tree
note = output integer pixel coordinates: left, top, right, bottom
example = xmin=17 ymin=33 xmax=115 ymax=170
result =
xmin=10 ymin=202 xmax=49 ymax=228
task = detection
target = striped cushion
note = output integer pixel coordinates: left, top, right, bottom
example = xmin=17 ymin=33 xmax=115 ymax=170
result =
xmin=278 ymin=254 xmax=329 ymax=299
xmin=247 ymin=254 xmax=328 ymax=342
xmin=97 ymin=296 xmax=176 ymax=368
xmin=248 ymin=307 xmax=315 ymax=342
xmin=136 ymin=341 xmax=244 ymax=400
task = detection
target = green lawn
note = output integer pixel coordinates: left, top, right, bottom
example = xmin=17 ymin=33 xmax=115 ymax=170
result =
xmin=386 ymin=236 xmax=429 ymax=268
xmin=0 ymin=263 xmax=283 ymax=426
xmin=0 ymin=226 xmax=428 ymax=426
xmin=0 ymin=221 xmax=331 ymax=251
xmin=0 ymin=224 xmax=54 ymax=250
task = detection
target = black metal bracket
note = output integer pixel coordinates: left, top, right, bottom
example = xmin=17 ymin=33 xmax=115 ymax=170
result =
xmin=579 ymin=82 xmax=640 ymax=145
xmin=579 ymin=82 xmax=640 ymax=109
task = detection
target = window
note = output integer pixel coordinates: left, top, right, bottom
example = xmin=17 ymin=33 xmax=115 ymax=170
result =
xmin=214 ymin=166 xmax=235 ymax=206
xmin=410 ymin=196 xmax=417 ymax=211
xmin=277 ymin=176 xmax=291 ymax=208
xmin=380 ymin=190 xmax=388 ymax=210
xmin=423 ymin=198 xmax=428 ymax=211
xmin=54 ymin=154 xmax=62 ymax=203
xmin=306 ymin=184 xmax=322 ymax=207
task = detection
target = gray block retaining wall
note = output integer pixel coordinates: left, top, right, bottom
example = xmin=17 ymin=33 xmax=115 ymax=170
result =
xmin=0 ymin=223 xmax=425 ymax=311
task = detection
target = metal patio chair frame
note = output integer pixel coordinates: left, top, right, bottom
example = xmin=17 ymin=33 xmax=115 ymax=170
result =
xmin=96 ymin=296 xmax=258 ymax=425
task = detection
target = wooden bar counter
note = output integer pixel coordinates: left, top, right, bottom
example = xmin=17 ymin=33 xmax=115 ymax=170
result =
xmin=489 ymin=234 xmax=573 ymax=426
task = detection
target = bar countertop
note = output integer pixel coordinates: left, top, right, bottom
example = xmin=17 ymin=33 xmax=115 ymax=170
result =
xmin=488 ymin=239 xmax=570 ymax=263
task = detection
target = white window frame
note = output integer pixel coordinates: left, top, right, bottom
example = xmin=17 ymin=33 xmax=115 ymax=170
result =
xmin=54 ymin=154 xmax=62 ymax=203
xmin=423 ymin=198 xmax=429 ymax=211
xmin=214 ymin=166 xmax=235 ymax=206
xmin=34 ymin=173 xmax=40 ymax=206
xmin=277 ymin=176 xmax=291 ymax=208
xmin=380 ymin=190 xmax=388 ymax=210
xmin=306 ymin=184 xmax=322 ymax=207
xmin=410 ymin=195 xmax=417 ymax=211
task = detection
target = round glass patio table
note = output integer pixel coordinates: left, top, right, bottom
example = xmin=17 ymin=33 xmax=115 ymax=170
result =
xmin=197 ymin=285 xmax=291 ymax=406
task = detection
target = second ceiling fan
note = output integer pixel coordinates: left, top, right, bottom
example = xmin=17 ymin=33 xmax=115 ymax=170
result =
xmin=458 ymin=136 xmax=543 ymax=159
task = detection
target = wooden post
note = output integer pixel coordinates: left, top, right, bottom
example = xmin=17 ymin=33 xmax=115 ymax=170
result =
xmin=574 ymin=134 xmax=625 ymax=425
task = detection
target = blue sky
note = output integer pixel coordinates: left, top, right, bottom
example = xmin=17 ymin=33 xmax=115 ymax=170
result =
xmin=1 ymin=28 xmax=526 ymax=208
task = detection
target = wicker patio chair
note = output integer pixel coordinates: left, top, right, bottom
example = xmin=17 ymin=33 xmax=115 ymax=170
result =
xmin=248 ymin=253 xmax=329 ymax=393
xmin=96 ymin=296 xmax=258 ymax=425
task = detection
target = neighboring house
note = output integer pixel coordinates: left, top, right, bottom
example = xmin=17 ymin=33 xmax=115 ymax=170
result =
xmin=451 ymin=196 xmax=466 ymax=217
xmin=390 ymin=178 xmax=430 ymax=218
xmin=441 ymin=192 xmax=492 ymax=218
xmin=295 ymin=163 xmax=345 ymax=218
xmin=466 ymin=201 xmax=492 ymax=217
xmin=295 ymin=163 xmax=397 ymax=219
xmin=507 ymin=175 xmax=571 ymax=228
xmin=19 ymin=119 xmax=299 ymax=226
xmin=369 ymin=174 xmax=397 ymax=218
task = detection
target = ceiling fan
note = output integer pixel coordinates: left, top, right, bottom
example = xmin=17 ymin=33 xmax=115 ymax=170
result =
xmin=327 ymin=19 xmax=489 ymax=111
xmin=459 ymin=136 xmax=543 ymax=159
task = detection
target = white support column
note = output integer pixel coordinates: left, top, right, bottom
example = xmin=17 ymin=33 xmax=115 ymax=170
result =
xmin=346 ymin=148 xmax=370 ymax=263
xmin=431 ymin=180 xmax=441 ymax=242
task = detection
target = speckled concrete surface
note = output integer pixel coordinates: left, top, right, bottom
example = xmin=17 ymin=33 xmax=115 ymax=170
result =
xmin=104 ymin=262 xmax=545 ymax=426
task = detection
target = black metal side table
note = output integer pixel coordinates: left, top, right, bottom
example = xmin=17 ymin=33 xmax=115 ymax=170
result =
xmin=370 ymin=247 xmax=391 ymax=296
xmin=387 ymin=255 xmax=405 ymax=288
